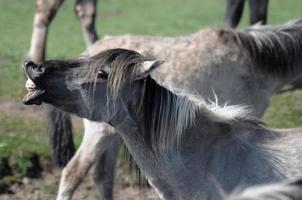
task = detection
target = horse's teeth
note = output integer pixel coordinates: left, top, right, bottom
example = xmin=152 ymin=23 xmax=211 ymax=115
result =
xmin=25 ymin=78 xmax=37 ymax=91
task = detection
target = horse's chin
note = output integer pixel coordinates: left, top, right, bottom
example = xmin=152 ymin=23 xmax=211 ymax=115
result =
xmin=23 ymin=78 xmax=45 ymax=105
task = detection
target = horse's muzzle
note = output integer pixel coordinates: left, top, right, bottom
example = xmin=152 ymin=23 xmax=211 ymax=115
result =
xmin=22 ymin=60 xmax=45 ymax=105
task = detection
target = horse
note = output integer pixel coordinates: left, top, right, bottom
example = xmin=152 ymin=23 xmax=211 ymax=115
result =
xmin=47 ymin=19 xmax=302 ymax=200
xmin=22 ymin=48 xmax=302 ymax=200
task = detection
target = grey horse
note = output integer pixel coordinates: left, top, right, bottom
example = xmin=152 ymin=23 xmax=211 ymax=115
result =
xmin=28 ymin=1 xmax=302 ymax=199
xmin=47 ymin=19 xmax=302 ymax=200
xmin=23 ymin=48 xmax=302 ymax=200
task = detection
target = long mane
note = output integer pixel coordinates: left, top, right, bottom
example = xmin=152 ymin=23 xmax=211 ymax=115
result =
xmin=221 ymin=19 xmax=302 ymax=76
xmin=90 ymin=49 xmax=263 ymax=153
xmin=140 ymin=77 xmax=265 ymax=153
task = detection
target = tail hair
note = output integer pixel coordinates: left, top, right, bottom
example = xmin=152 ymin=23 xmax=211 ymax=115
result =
xmin=45 ymin=105 xmax=75 ymax=167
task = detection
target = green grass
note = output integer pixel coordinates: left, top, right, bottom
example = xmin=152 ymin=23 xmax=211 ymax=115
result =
xmin=0 ymin=111 xmax=47 ymax=156
xmin=264 ymin=90 xmax=302 ymax=128
xmin=0 ymin=0 xmax=301 ymax=183
xmin=0 ymin=111 xmax=83 ymax=158
xmin=0 ymin=110 xmax=84 ymax=184
xmin=43 ymin=184 xmax=58 ymax=195
xmin=0 ymin=112 xmax=49 ymax=182
xmin=0 ymin=112 xmax=43 ymax=136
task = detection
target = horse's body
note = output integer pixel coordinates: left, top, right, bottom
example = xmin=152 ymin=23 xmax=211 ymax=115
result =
xmin=51 ymin=19 xmax=302 ymax=200
xmin=85 ymin=26 xmax=286 ymax=117
xmin=23 ymin=48 xmax=302 ymax=200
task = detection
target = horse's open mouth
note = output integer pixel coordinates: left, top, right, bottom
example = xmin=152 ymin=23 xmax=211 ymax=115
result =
xmin=23 ymin=77 xmax=45 ymax=105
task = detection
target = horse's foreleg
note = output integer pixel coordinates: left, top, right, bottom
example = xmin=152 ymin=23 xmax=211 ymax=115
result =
xmin=248 ymin=0 xmax=268 ymax=25
xmin=56 ymin=121 xmax=117 ymax=200
xmin=93 ymin=140 xmax=121 ymax=200
xmin=28 ymin=0 xmax=65 ymax=62
xmin=74 ymin=0 xmax=99 ymax=47
xmin=224 ymin=0 xmax=245 ymax=28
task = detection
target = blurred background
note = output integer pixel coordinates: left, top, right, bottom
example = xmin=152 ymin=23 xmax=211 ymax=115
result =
xmin=0 ymin=0 xmax=301 ymax=199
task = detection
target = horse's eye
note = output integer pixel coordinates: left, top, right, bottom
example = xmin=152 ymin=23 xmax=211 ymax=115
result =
xmin=97 ymin=70 xmax=108 ymax=79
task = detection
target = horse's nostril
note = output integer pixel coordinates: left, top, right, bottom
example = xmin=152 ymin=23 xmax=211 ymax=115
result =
xmin=23 ymin=60 xmax=35 ymax=68
xmin=23 ymin=60 xmax=46 ymax=73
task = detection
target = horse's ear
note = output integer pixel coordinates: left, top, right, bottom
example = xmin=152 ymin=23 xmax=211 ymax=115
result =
xmin=136 ymin=60 xmax=165 ymax=80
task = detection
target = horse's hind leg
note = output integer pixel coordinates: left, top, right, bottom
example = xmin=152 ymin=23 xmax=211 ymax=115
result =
xmin=28 ymin=0 xmax=65 ymax=62
xmin=248 ymin=0 xmax=268 ymax=25
xmin=56 ymin=121 xmax=117 ymax=200
xmin=74 ymin=0 xmax=99 ymax=47
xmin=93 ymin=140 xmax=121 ymax=200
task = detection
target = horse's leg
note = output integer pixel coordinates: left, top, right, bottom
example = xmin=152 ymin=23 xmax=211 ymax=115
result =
xmin=28 ymin=0 xmax=65 ymax=62
xmin=93 ymin=140 xmax=121 ymax=200
xmin=248 ymin=0 xmax=269 ymax=25
xmin=57 ymin=121 xmax=117 ymax=200
xmin=74 ymin=0 xmax=99 ymax=47
xmin=224 ymin=0 xmax=245 ymax=28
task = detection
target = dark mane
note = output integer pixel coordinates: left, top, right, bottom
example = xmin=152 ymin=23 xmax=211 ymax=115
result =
xmin=140 ymin=76 xmax=184 ymax=153
xmin=221 ymin=19 xmax=302 ymax=76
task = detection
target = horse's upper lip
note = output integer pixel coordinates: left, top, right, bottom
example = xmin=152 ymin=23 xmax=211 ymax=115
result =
xmin=25 ymin=78 xmax=38 ymax=91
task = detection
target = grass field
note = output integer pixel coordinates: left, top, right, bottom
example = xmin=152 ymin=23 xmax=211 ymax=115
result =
xmin=0 ymin=0 xmax=301 ymax=186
